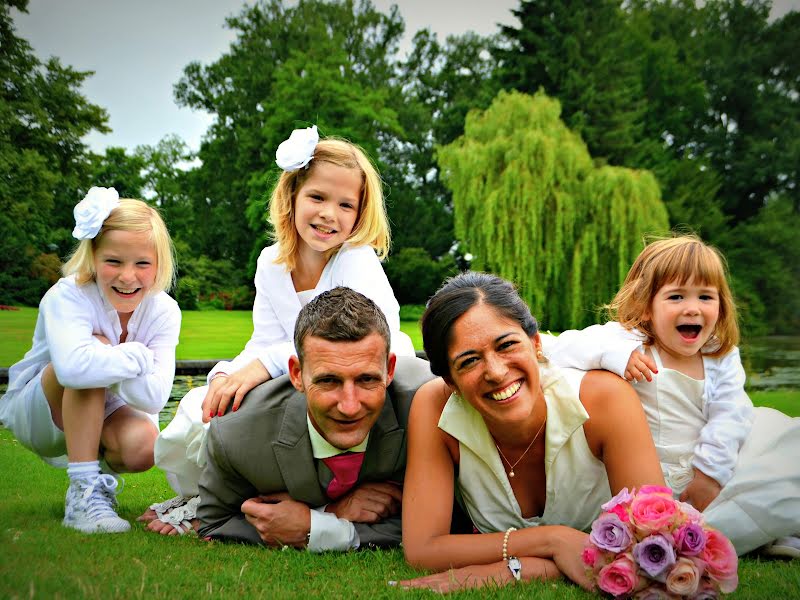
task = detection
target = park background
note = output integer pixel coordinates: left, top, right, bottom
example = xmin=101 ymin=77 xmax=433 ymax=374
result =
xmin=1 ymin=0 xmax=799 ymax=598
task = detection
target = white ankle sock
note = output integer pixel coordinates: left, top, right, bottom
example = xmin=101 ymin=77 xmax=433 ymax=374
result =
xmin=67 ymin=460 xmax=101 ymax=482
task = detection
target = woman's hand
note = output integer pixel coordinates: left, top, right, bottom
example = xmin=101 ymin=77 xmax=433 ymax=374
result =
xmin=624 ymin=350 xmax=658 ymax=383
xmin=397 ymin=557 xmax=560 ymax=593
xmin=546 ymin=526 xmax=594 ymax=590
xmin=202 ymin=359 xmax=271 ymax=422
xmin=680 ymin=468 xmax=722 ymax=511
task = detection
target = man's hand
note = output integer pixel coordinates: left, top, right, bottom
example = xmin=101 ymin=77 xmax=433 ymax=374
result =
xmin=241 ymin=493 xmax=310 ymax=548
xmin=324 ymin=482 xmax=402 ymax=523
xmin=680 ymin=468 xmax=722 ymax=512
xmin=624 ymin=350 xmax=658 ymax=383
xmin=202 ymin=359 xmax=271 ymax=422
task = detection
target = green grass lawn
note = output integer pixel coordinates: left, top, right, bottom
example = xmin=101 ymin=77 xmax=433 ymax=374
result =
xmin=0 ymin=306 xmax=38 ymax=367
xmin=0 ymin=308 xmax=423 ymax=366
xmin=1 ymin=424 xmax=799 ymax=599
xmin=3 ymin=310 xmax=799 ymax=595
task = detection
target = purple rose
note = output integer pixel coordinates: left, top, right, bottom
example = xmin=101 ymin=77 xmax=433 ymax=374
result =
xmin=674 ymin=523 xmax=707 ymax=556
xmin=590 ymin=513 xmax=633 ymax=552
xmin=633 ymin=534 xmax=677 ymax=579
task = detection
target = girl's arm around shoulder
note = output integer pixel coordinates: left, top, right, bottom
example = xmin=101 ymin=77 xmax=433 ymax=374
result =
xmin=549 ymin=322 xmax=644 ymax=378
xmin=580 ymin=370 xmax=665 ymax=493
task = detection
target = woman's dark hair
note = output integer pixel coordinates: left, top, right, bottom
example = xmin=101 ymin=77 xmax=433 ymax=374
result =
xmin=422 ymin=272 xmax=538 ymax=378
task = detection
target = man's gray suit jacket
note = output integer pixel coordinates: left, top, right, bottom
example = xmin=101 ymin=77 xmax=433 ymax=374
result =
xmin=197 ymin=355 xmax=434 ymax=547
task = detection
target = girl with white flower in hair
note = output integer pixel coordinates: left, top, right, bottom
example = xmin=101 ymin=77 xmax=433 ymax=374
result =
xmin=0 ymin=188 xmax=180 ymax=534
xmin=145 ymin=125 xmax=414 ymax=535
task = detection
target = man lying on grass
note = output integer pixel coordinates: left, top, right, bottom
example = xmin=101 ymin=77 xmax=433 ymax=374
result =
xmin=143 ymin=287 xmax=433 ymax=550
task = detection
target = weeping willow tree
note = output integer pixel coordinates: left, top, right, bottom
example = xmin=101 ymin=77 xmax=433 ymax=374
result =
xmin=438 ymin=90 xmax=669 ymax=329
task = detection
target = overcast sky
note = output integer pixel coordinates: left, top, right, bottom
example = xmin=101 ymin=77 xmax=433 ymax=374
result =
xmin=11 ymin=0 xmax=520 ymax=153
xmin=12 ymin=0 xmax=798 ymax=154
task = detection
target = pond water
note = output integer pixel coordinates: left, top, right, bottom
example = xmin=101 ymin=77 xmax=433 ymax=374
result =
xmin=740 ymin=336 xmax=800 ymax=392
xmin=1 ymin=337 xmax=797 ymax=428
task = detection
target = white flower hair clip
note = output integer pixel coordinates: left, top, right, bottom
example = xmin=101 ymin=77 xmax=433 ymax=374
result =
xmin=72 ymin=186 xmax=120 ymax=240
xmin=275 ymin=125 xmax=319 ymax=172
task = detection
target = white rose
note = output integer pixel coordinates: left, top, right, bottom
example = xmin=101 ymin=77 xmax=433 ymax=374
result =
xmin=665 ymin=458 xmax=694 ymax=494
xmin=72 ymin=187 xmax=120 ymax=240
xmin=275 ymin=125 xmax=319 ymax=171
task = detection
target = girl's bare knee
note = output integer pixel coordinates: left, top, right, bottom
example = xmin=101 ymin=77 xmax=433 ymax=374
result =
xmin=123 ymin=445 xmax=155 ymax=472
xmin=118 ymin=419 xmax=158 ymax=472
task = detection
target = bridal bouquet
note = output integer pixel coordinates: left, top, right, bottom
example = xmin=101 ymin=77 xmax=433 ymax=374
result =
xmin=583 ymin=486 xmax=738 ymax=599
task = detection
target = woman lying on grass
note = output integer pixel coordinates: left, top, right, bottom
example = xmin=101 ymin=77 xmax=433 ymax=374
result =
xmin=398 ymin=272 xmax=665 ymax=592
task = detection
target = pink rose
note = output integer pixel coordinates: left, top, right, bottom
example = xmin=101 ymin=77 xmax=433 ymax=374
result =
xmin=582 ymin=545 xmax=600 ymax=567
xmin=665 ymin=557 xmax=701 ymax=596
xmin=630 ymin=493 xmax=680 ymax=536
xmin=597 ymin=554 xmax=639 ymax=597
xmin=701 ymin=529 xmax=738 ymax=593
xmin=609 ymin=503 xmax=631 ymax=523
xmin=638 ymin=485 xmax=674 ymax=496
xmin=681 ymin=501 xmax=705 ymax=525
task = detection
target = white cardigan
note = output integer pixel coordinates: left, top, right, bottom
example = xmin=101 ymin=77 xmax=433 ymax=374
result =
xmin=208 ymin=242 xmax=412 ymax=381
xmin=544 ymin=321 xmax=753 ymax=486
xmin=3 ymin=276 xmax=181 ymax=417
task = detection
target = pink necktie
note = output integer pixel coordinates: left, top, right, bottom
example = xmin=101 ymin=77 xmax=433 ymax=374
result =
xmin=322 ymin=452 xmax=365 ymax=500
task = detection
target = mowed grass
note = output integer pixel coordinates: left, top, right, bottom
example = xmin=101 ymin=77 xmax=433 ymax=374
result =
xmin=0 ymin=306 xmax=38 ymax=367
xmin=749 ymin=390 xmax=800 ymax=417
xmin=0 ymin=308 xmax=423 ymax=366
xmin=1 ymin=422 xmax=799 ymax=599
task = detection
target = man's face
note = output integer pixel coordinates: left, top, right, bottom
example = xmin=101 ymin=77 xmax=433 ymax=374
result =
xmin=289 ymin=332 xmax=396 ymax=450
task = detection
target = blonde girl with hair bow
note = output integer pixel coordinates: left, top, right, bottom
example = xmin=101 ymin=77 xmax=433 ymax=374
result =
xmin=146 ymin=125 xmax=414 ymax=535
xmin=0 ymin=188 xmax=180 ymax=534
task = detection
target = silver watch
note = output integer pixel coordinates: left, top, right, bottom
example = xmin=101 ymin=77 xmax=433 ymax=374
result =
xmin=507 ymin=556 xmax=522 ymax=581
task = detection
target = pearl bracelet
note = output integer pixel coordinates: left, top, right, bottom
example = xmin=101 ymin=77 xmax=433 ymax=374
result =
xmin=502 ymin=526 xmax=517 ymax=561
xmin=503 ymin=527 xmax=522 ymax=582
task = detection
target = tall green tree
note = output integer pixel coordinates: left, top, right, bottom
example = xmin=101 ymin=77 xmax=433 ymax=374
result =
xmin=88 ymin=147 xmax=146 ymax=199
xmin=496 ymin=0 xmax=647 ymax=166
xmin=438 ymin=90 xmax=669 ymax=329
xmin=1 ymin=0 xmax=108 ymax=304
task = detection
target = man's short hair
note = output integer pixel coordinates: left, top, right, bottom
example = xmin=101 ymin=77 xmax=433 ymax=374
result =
xmin=294 ymin=287 xmax=391 ymax=363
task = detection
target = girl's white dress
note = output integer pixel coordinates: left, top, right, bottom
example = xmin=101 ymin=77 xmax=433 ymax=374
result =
xmin=156 ymin=242 xmax=415 ymax=496
xmin=640 ymin=347 xmax=800 ymax=554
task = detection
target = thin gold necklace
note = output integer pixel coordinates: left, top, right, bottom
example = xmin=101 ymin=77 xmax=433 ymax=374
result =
xmin=494 ymin=418 xmax=546 ymax=478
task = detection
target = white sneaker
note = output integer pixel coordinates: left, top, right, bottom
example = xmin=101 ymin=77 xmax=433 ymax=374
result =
xmin=63 ymin=474 xmax=131 ymax=534
xmin=762 ymin=535 xmax=800 ymax=559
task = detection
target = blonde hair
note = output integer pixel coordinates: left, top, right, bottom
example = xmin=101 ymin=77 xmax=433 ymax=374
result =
xmin=268 ymin=137 xmax=390 ymax=272
xmin=62 ymin=198 xmax=176 ymax=293
xmin=607 ymin=234 xmax=739 ymax=356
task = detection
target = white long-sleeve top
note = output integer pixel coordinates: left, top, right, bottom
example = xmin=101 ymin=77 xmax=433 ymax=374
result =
xmin=208 ymin=242 xmax=411 ymax=382
xmin=545 ymin=321 xmax=754 ymax=486
xmin=4 ymin=276 xmax=181 ymax=416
